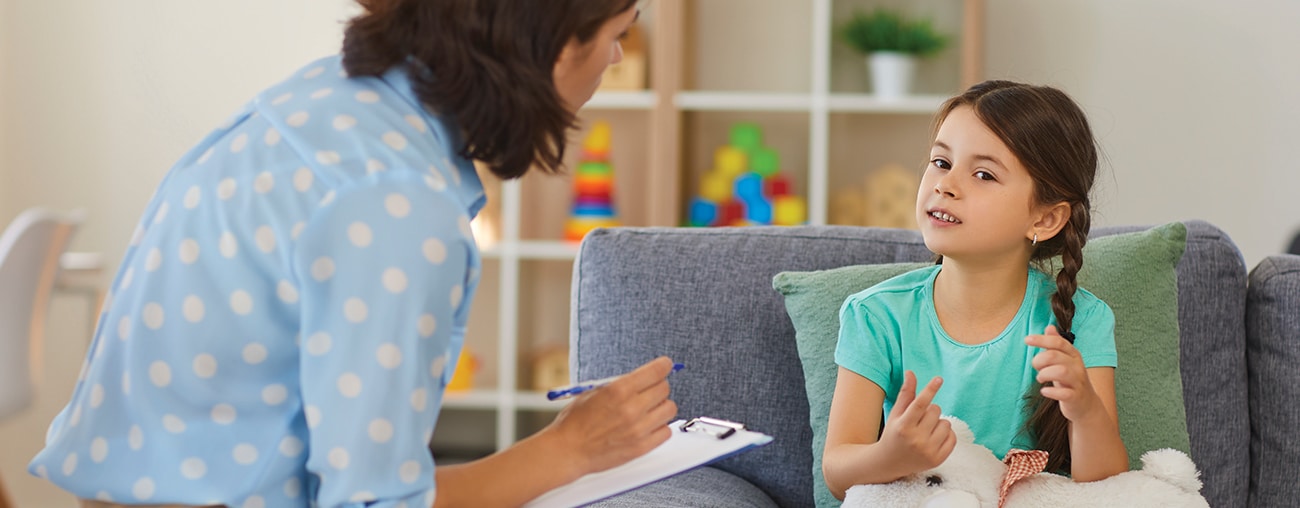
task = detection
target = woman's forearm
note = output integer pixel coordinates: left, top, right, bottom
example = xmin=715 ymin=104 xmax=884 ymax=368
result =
xmin=433 ymin=428 xmax=583 ymax=508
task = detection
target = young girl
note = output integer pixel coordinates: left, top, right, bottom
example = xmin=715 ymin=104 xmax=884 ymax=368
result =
xmin=822 ymin=80 xmax=1129 ymax=498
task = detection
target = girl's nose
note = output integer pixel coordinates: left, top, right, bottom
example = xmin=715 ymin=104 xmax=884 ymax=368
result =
xmin=934 ymin=173 xmax=958 ymax=198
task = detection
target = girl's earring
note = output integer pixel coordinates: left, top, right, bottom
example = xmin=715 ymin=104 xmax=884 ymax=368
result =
xmin=1032 ymin=233 xmax=1038 ymax=246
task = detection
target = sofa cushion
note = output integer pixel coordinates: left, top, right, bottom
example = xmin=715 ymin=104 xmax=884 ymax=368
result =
xmin=773 ymin=262 xmax=927 ymax=508
xmin=1246 ymin=254 xmax=1300 ymax=507
xmin=774 ymin=222 xmax=1190 ymax=507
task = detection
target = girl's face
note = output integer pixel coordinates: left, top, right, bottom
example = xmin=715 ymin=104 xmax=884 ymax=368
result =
xmin=552 ymin=7 xmax=639 ymax=113
xmin=917 ymin=105 xmax=1043 ymax=262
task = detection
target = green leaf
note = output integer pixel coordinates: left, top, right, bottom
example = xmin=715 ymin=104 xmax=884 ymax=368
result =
xmin=838 ymin=8 xmax=949 ymax=57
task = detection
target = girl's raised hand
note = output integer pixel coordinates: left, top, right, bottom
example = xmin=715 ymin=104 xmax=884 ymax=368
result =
xmin=877 ymin=371 xmax=956 ymax=474
xmin=1027 ymin=325 xmax=1102 ymax=421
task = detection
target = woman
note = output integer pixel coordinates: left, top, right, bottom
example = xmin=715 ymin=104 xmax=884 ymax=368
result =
xmin=30 ymin=1 xmax=678 ymax=507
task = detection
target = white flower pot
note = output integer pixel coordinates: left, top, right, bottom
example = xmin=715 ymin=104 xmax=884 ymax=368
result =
xmin=867 ymin=52 xmax=917 ymax=100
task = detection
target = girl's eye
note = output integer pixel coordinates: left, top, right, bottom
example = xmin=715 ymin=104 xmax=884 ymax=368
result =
xmin=974 ymin=170 xmax=996 ymax=181
xmin=930 ymin=158 xmax=951 ymax=170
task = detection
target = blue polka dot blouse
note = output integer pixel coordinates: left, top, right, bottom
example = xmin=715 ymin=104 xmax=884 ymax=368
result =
xmin=29 ymin=55 xmax=485 ymax=508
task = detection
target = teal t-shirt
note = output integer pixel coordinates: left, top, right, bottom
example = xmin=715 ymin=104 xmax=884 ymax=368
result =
xmin=834 ymin=265 xmax=1117 ymax=458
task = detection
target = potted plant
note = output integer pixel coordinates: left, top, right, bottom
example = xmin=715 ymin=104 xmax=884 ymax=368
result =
xmin=839 ymin=8 xmax=949 ymax=99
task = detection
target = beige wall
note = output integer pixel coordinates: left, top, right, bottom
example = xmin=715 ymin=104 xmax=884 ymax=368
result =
xmin=0 ymin=0 xmax=9 ymax=220
xmin=984 ymin=0 xmax=1300 ymax=260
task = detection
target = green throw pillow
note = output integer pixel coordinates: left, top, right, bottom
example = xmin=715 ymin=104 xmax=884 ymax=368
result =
xmin=772 ymin=222 xmax=1189 ymax=508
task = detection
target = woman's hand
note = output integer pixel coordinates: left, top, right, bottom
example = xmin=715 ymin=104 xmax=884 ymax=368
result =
xmin=545 ymin=356 xmax=679 ymax=475
xmin=1027 ymin=325 xmax=1103 ymax=422
xmin=432 ymin=357 xmax=678 ymax=507
xmin=876 ymin=371 xmax=956 ymax=474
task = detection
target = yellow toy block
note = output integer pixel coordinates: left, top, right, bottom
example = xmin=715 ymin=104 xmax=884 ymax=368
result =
xmin=714 ymin=146 xmax=748 ymax=176
xmin=773 ymin=195 xmax=808 ymax=225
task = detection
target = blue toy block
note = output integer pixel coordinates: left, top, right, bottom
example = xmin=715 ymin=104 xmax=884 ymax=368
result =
xmin=734 ymin=172 xmax=764 ymax=201
xmin=688 ymin=198 xmax=718 ymax=227
xmin=743 ymin=196 xmax=772 ymax=224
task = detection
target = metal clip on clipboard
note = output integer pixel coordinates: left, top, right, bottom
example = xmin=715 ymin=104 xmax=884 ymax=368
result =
xmin=680 ymin=416 xmax=746 ymax=439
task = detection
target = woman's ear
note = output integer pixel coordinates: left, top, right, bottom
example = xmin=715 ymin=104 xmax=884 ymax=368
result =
xmin=554 ymin=40 xmax=574 ymax=78
xmin=1030 ymin=201 xmax=1071 ymax=243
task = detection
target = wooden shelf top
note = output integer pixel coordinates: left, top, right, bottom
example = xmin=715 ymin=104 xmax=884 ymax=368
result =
xmin=442 ymin=389 xmax=566 ymax=411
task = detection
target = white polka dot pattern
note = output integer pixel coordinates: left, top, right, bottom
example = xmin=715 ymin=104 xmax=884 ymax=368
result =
xmin=242 ymin=343 xmax=268 ymax=364
xmin=28 ymin=55 xmax=478 ymax=508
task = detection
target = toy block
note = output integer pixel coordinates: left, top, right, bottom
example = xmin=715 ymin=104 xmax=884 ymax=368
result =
xmin=729 ymin=123 xmax=763 ymax=153
xmin=750 ymin=147 xmax=780 ymax=177
xmin=718 ymin=199 xmax=745 ymax=226
xmin=773 ymin=195 xmax=808 ymax=226
xmin=764 ymin=173 xmax=791 ymax=198
xmin=714 ymin=146 xmax=748 ymax=176
xmin=688 ymin=198 xmax=719 ymax=227
xmin=734 ymin=172 xmax=764 ymax=201
xmin=700 ymin=171 xmax=732 ymax=203
xmin=743 ymin=195 xmax=773 ymax=224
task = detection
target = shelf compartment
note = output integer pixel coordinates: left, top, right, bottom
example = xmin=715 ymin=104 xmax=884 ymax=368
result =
xmin=517 ymin=259 xmax=575 ymax=392
xmin=686 ymin=0 xmax=814 ymax=93
xmin=516 ymin=410 xmax=562 ymax=441
xmin=825 ymin=113 xmax=933 ymax=227
xmin=519 ymin=110 xmax=653 ymax=241
xmin=828 ymin=0 xmax=971 ymax=95
xmin=681 ymin=111 xmax=811 ymax=226
xmin=462 ymin=258 xmax=501 ymax=391
xmin=429 ymin=409 xmax=495 ymax=463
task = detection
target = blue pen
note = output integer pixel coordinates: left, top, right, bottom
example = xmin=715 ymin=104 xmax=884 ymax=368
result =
xmin=547 ymin=363 xmax=685 ymax=401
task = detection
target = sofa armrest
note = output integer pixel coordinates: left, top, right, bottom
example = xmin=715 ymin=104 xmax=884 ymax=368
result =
xmin=1246 ymin=254 xmax=1300 ymax=507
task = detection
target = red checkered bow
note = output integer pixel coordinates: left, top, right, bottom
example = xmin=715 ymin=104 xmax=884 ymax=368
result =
xmin=998 ymin=449 xmax=1049 ymax=507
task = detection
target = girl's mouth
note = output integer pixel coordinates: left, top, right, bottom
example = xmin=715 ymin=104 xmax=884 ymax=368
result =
xmin=928 ymin=210 xmax=962 ymax=224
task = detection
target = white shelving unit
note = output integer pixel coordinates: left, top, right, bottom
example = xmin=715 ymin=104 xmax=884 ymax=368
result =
xmin=439 ymin=0 xmax=982 ymax=457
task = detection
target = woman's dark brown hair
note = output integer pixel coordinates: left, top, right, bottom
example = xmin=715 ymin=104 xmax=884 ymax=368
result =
xmin=341 ymin=0 xmax=637 ymax=179
xmin=932 ymin=80 xmax=1099 ymax=474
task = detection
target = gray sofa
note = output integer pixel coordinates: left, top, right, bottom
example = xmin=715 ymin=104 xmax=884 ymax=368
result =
xmin=569 ymin=221 xmax=1300 ymax=508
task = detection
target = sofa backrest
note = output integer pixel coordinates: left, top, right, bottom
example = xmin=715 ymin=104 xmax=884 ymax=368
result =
xmin=570 ymin=220 xmax=1247 ymax=508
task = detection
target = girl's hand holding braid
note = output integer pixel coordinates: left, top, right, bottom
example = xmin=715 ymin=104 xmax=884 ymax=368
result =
xmin=1026 ymin=325 xmax=1105 ymax=422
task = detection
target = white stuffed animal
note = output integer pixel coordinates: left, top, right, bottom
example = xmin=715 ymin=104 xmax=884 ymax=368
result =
xmin=841 ymin=417 xmax=1209 ymax=508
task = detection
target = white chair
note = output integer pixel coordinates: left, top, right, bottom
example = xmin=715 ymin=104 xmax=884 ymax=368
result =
xmin=0 ymin=208 xmax=83 ymax=508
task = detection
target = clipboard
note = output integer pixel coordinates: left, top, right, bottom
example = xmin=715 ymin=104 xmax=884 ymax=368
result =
xmin=523 ymin=417 xmax=774 ymax=508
